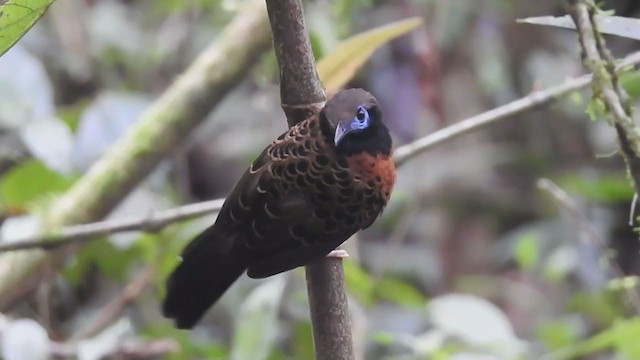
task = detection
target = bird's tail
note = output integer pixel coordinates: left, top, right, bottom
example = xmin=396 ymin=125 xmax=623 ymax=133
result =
xmin=162 ymin=226 xmax=248 ymax=329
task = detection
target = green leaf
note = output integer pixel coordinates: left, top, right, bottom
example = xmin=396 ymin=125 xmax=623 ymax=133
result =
xmin=558 ymin=173 xmax=634 ymax=203
xmin=545 ymin=318 xmax=640 ymax=359
xmin=0 ymin=159 xmax=74 ymax=209
xmin=370 ymin=331 xmax=395 ymax=346
xmin=57 ymin=99 xmax=89 ymax=132
xmin=63 ymin=239 xmax=140 ymax=283
xmin=317 ymin=17 xmax=423 ymax=94
xmin=230 ymin=277 xmax=287 ymax=360
xmin=536 ymin=320 xmax=576 ymax=351
xmin=345 ymin=260 xmax=425 ymax=307
xmin=309 ymin=30 xmax=327 ymax=61
xmin=343 ymin=259 xmax=375 ymax=306
xmin=266 ymin=349 xmax=286 ymax=360
xmin=291 ymin=321 xmax=314 ymax=360
xmin=0 ymin=0 xmax=55 ymax=57
xmin=141 ymin=324 xmax=228 ymax=360
xmin=546 ymin=326 xmax=615 ymax=359
xmin=585 ymin=96 xmax=606 ymax=121
xmin=375 ymin=276 xmax=426 ymax=308
xmin=568 ymin=291 xmax=622 ymax=327
xmin=514 ymin=232 xmax=538 ymax=271
xmin=612 ymin=318 xmax=640 ymax=358
xmin=620 ymin=70 xmax=640 ymax=99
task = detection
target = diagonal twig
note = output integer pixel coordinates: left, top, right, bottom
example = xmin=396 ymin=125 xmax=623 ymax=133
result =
xmin=70 ymin=266 xmax=155 ymax=340
xmin=537 ymin=178 xmax=640 ymax=313
xmin=394 ymin=50 xmax=640 ymax=166
xmin=0 ymin=199 xmax=224 ymax=252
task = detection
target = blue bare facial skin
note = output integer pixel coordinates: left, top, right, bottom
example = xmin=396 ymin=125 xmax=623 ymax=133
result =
xmin=334 ymin=105 xmax=370 ymax=146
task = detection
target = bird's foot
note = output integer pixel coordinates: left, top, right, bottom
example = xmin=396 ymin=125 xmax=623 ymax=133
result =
xmin=326 ymin=249 xmax=349 ymax=258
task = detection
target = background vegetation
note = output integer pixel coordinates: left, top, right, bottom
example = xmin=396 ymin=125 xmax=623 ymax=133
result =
xmin=1 ymin=0 xmax=640 ymax=359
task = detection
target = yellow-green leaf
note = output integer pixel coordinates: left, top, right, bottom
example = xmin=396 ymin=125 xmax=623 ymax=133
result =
xmin=343 ymin=259 xmax=375 ymax=306
xmin=620 ymin=69 xmax=640 ymax=99
xmin=0 ymin=160 xmax=74 ymax=209
xmin=317 ymin=17 xmax=423 ymax=94
xmin=0 ymin=0 xmax=55 ymax=57
xmin=374 ymin=276 xmax=426 ymax=307
xmin=514 ymin=231 xmax=538 ymax=271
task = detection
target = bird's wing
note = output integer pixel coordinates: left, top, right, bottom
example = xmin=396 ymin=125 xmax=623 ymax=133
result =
xmin=215 ymin=118 xmax=356 ymax=276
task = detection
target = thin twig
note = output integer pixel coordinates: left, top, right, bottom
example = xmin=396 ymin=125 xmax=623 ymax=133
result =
xmin=630 ymin=192 xmax=638 ymax=226
xmin=393 ymin=50 xmax=640 ymax=166
xmin=105 ymin=338 xmax=180 ymax=358
xmin=0 ymin=199 xmax=224 ymax=252
xmin=49 ymin=338 xmax=179 ymax=358
xmin=71 ymin=266 xmax=155 ymax=340
xmin=537 ymin=179 xmax=640 ymax=313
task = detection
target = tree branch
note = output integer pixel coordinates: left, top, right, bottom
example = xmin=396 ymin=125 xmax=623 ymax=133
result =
xmin=305 ymin=257 xmax=354 ymax=360
xmin=565 ymin=0 xmax=640 ymax=196
xmin=393 ymin=50 xmax=640 ymax=166
xmin=266 ymin=0 xmax=326 ymax=126
xmin=0 ymin=0 xmax=271 ymax=308
xmin=0 ymin=199 xmax=224 ymax=252
xmin=265 ymin=1 xmax=354 ymax=359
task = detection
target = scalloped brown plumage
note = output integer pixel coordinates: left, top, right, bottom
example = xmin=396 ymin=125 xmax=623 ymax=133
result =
xmin=162 ymin=88 xmax=395 ymax=329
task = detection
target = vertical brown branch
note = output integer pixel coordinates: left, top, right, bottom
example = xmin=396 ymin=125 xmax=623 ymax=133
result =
xmin=266 ymin=0 xmax=327 ymax=126
xmin=305 ymin=258 xmax=354 ymax=360
xmin=265 ymin=1 xmax=355 ymax=359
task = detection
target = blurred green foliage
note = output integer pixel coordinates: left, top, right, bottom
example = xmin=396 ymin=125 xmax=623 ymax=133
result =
xmin=621 ymin=70 xmax=640 ymax=99
xmin=344 ymin=259 xmax=426 ymax=307
xmin=0 ymin=160 xmax=74 ymax=209
xmin=546 ymin=319 xmax=640 ymax=359
xmin=585 ymin=65 xmax=640 ymax=121
xmin=559 ymin=173 xmax=634 ymax=203
xmin=291 ymin=321 xmax=314 ymax=360
xmin=142 ymin=324 xmax=229 ymax=359
xmin=537 ymin=320 xmax=577 ymax=351
xmin=63 ymin=240 xmax=140 ymax=284
xmin=569 ymin=290 xmax=624 ymax=327
xmin=514 ymin=231 xmax=539 ymax=271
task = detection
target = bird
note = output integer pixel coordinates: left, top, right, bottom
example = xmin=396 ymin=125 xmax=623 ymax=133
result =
xmin=162 ymin=88 xmax=395 ymax=329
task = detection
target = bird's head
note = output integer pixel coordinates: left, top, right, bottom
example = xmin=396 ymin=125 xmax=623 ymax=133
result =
xmin=321 ymin=88 xmax=392 ymax=157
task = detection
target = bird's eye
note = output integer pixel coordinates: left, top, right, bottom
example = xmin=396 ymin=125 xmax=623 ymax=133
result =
xmin=356 ymin=106 xmax=369 ymax=123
